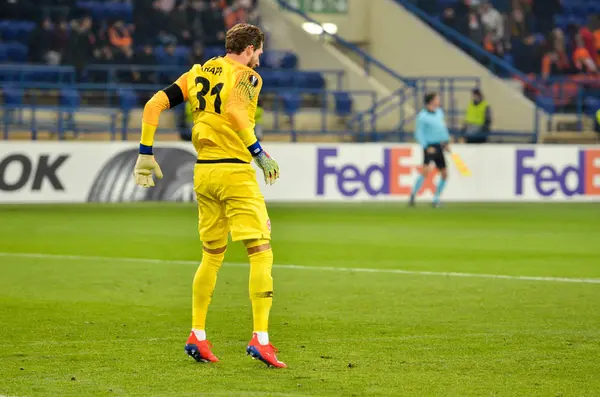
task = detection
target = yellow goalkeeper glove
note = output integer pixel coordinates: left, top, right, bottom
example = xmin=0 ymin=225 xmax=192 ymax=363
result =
xmin=134 ymin=153 xmax=163 ymax=188
xmin=254 ymin=151 xmax=280 ymax=185
xmin=248 ymin=141 xmax=279 ymax=185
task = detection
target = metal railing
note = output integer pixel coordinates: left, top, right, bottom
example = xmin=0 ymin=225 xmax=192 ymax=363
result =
xmin=276 ymin=0 xmax=539 ymax=141
xmin=0 ymin=81 xmax=378 ymax=140
xmin=350 ymin=76 xmax=481 ymax=138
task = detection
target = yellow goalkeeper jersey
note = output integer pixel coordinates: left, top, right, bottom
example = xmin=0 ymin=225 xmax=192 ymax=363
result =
xmin=186 ymin=57 xmax=263 ymax=163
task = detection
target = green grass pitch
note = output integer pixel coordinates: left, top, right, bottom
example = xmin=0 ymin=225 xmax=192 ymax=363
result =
xmin=0 ymin=203 xmax=599 ymax=397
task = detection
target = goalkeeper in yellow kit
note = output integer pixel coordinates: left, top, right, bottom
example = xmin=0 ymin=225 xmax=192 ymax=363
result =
xmin=133 ymin=24 xmax=285 ymax=368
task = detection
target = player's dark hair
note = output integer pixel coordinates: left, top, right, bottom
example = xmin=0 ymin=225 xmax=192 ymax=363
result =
xmin=226 ymin=23 xmax=264 ymax=54
xmin=424 ymin=92 xmax=438 ymax=106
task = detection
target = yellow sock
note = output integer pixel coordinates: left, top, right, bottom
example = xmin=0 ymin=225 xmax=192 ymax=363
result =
xmin=248 ymin=249 xmax=274 ymax=333
xmin=192 ymin=251 xmax=225 ymax=330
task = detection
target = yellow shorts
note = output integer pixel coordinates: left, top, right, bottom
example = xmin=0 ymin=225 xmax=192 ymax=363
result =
xmin=194 ymin=163 xmax=271 ymax=243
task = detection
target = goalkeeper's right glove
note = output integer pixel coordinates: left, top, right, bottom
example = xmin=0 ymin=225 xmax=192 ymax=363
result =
xmin=249 ymin=141 xmax=279 ymax=185
xmin=133 ymin=145 xmax=163 ymax=188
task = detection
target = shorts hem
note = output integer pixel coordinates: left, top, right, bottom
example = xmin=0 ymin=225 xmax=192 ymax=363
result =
xmin=230 ymin=233 xmax=271 ymax=242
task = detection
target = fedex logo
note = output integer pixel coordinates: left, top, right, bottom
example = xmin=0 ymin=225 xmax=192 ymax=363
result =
xmin=316 ymin=148 xmax=435 ymax=197
xmin=515 ymin=149 xmax=600 ymax=197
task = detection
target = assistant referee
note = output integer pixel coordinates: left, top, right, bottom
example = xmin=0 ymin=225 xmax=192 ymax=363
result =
xmin=409 ymin=92 xmax=450 ymax=207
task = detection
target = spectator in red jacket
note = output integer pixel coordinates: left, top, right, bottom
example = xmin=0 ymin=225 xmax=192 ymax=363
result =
xmin=573 ymin=35 xmax=597 ymax=74
xmin=579 ymin=22 xmax=597 ymax=66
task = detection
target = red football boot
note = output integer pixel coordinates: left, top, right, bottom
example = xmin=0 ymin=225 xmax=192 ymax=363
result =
xmin=246 ymin=333 xmax=287 ymax=368
xmin=185 ymin=332 xmax=219 ymax=363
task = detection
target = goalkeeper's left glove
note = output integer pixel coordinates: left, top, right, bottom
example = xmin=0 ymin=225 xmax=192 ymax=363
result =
xmin=249 ymin=141 xmax=279 ymax=185
xmin=134 ymin=145 xmax=163 ymax=188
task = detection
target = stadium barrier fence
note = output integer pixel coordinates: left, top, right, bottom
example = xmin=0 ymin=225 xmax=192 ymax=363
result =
xmin=1 ymin=142 xmax=598 ymax=203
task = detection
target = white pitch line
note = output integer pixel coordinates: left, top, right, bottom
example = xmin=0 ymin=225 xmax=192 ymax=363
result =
xmin=1 ymin=252 xmax=600 ymax=285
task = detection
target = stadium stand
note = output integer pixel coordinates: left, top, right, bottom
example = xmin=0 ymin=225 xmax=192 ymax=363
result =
xmin=403 ymin=0 xmax=600 ymax=134
xmin=0 ymin=0 xmax=362 ymax=140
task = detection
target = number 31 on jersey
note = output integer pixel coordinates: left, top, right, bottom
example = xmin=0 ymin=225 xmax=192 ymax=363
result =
xmin=194 ymin=77 xmax=224 ymax=114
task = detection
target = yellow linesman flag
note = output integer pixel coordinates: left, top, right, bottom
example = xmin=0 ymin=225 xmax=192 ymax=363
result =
xmin=451 ymin=152 xmax=472 ymax=177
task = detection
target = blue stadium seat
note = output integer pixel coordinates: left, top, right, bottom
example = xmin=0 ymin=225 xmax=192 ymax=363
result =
xmin=174 ymin=46 xmax=191 ymax=60
xmin=294 ymin=71 xmax=325 ymax=89
xmin=17 ymin=21 xmax=35 ymax=41
xmin=555 ymin=15 xmax=568 ymax=30
xmin=77 ymin=1 xmax=106 ymax=19
xmin=279 ymin=92 xmax=301 ymax=115
xmin=273 ymin=70 xmax=294 ymax=88
xmin=5 ymin=43 xmax=28 ymax=62
xmin=105 ymin=2 xmax=133 ymax=21
xmin=2 ymin=87 xmax=24 ymax=106
xmin=260 ymin=51 xmax=279 ymax=69
xmin=261 ymin=51 xmax=298 ymax=69
xmin=260 ymin=70 xmax=277 ymax=89
xmin=584 ymin=96 xmax=600 ymax=116
xmin=333 ymin=92 xmax=353 ymax=117
xmin=155 ymin=46 xmax=189 ymax=66
xmin=118 ymin=89 xmax=137 ymax=111
xmin=0 ymin=20 xmax=33 ymax=42
xmin=280 ymin=52 xmax=298 ymax=69
xmin=60 ymin=89 xmax=81 ymax=108
xmin=203 ymin=46 xmax=223 ymax=60
xmin=535 ymin=96 xmax=555 ymax=113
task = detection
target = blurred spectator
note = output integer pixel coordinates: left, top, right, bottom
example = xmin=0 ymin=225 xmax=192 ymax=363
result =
xmin=442 ymin=0 xmax=470 ymax=38
xmin=159 ymin=42 xmax=180 ymax=84
xmin=52 ymin=19 xmax=70 ymax=63
xmin=512 ymin=0 xmax=530 ymax=13
xmin=480 ymin=0 xmax=504 ymax=55
xmin=134 ymin=44 xmax=157 ymax=84
xmin=579 ymin=21 xmax=597 ymax=66
xmin=189 ymin=41 xmax=205 ymax=64
xmin=169 ymin=0 xmax=192 ymax=45
xmin=155 ymin=0 xmax=176 ymax=13
xmin=468 ymin=10 xmax=485 ymax=47
xmin=162 ymin=43 xmax=179 ymax=66
xmin=541 ymin=29 xmax=571 ymax=79
xmin=116 ymin=45 xmax=136 ymax=83
xmin=64 ymin=16 xmax=96 ymax=79
xmin=593 ymin=17 xmax=600 ymax=64
xmin=157 ymin=30 xmax=177 ymax=46
xmin=202 ymin=0 xmax=227 ymax=46
xmin=224 ymin=0 xmax=250 ymax=30
xmin=189 ymin=0 xmax=206 ymax=43
xmin=532 ymin=0 xmax=561 ymax=36
xmin=515 ymin=34 xmax=542 ymax=74
xmin=109 ymin=20 xmax=133 ymax=50
xmin=573 ymin=35 xmax=597 ymax=74
xmin=460 ymin=88 xmax=491 ymax=144
xmin=29 ymin=17 xmax=55 ymax=64
xmin=2 ymin=0 xmax=32 ymax=20
xmin=133 ymin=0 xmax=158 ymax=42
xmin=89 ymin=45 xmax=117 ymax=82
xmin=506 ymin=6 xmax=529 ymax=45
